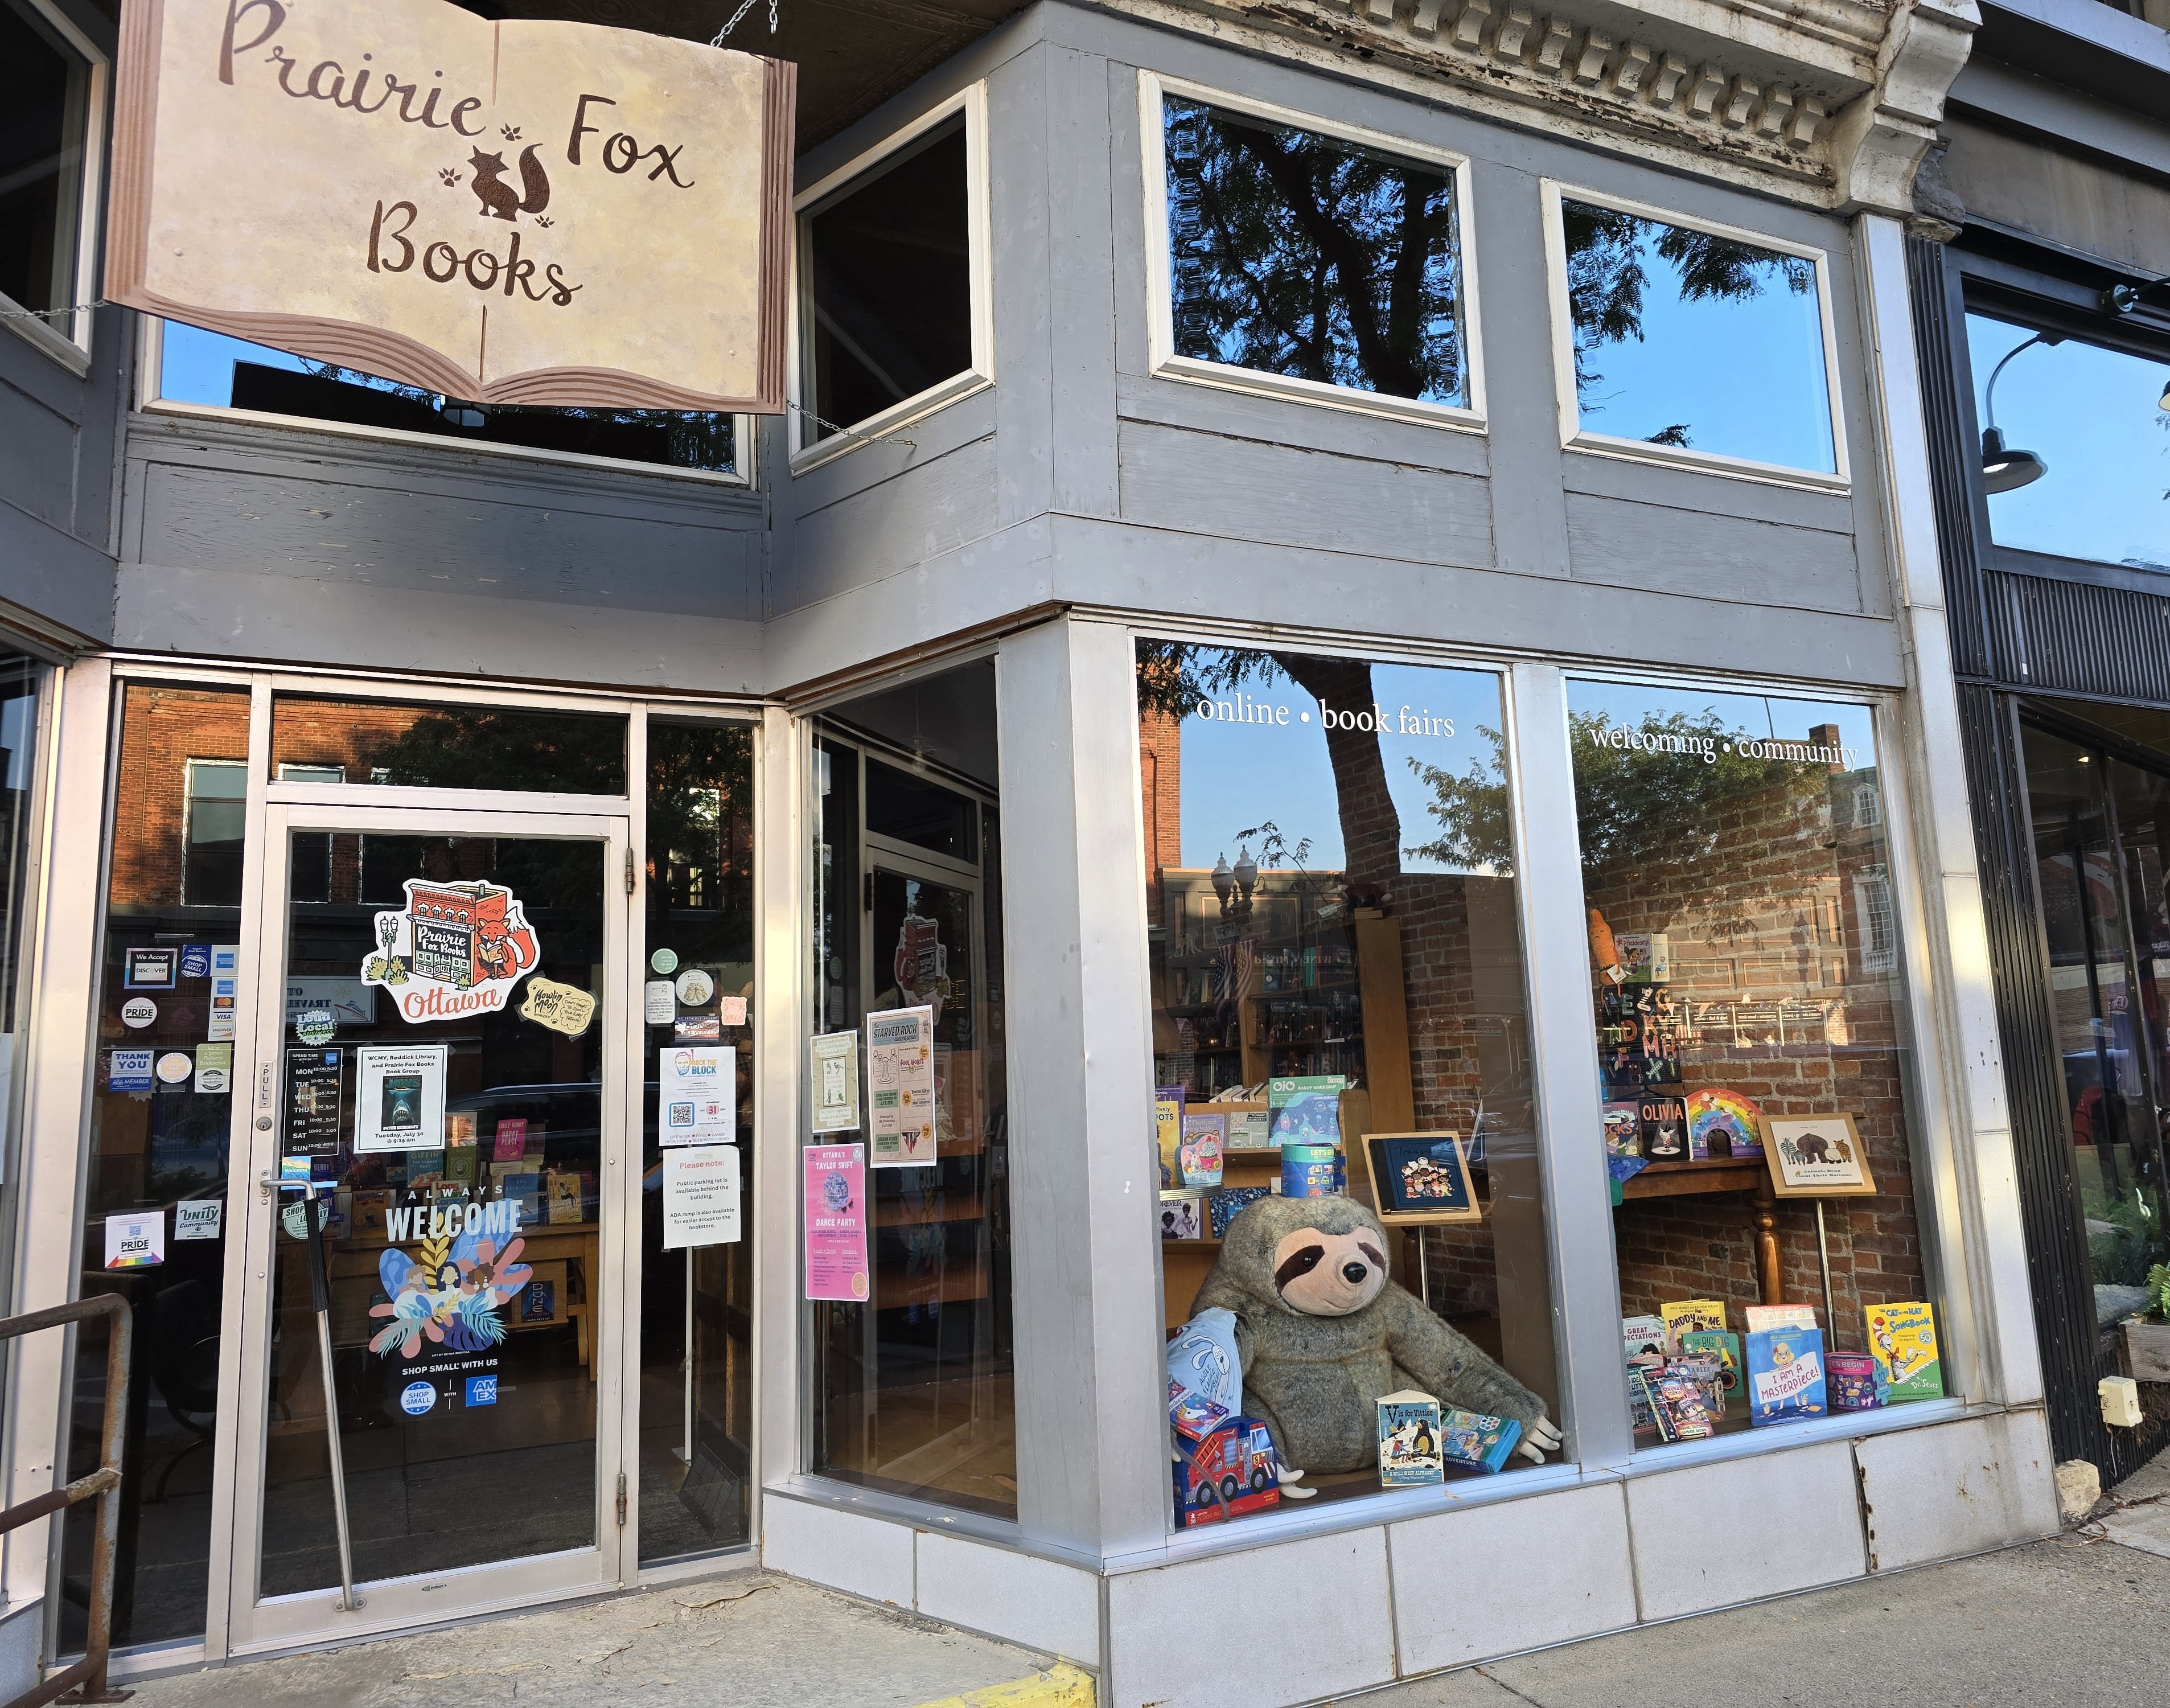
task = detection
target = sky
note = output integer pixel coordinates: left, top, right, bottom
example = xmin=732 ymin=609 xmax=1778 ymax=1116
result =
xmin=161 ymin=322 xmax=362 ymax=405
xmin=1173 ymin=659 xmax=1881 ymax=880
xmin=1967 ymin=312 xmax=2170 ymax=572
xmin=1571 ymin=215 xmax=1836 ymax=474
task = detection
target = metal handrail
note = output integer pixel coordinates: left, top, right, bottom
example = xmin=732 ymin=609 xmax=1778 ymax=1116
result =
xmin=0 ymin=1295 xmax=134 ymax=1708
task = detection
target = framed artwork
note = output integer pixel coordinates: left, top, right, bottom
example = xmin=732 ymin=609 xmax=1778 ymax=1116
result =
xmin=1763 ymin=1114 xmax=1877 ymax=1198
xmin=1359 ymin=1132 xmax=1483 ymax=1226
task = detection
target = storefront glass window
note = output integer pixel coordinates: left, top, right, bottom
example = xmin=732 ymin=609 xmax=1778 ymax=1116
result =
xmin=63 ymin=683 xmax=251 ymax=1650
xmin=1161 ymin=93 xmax=1468 ymax=409
xmin=2021 ymin=725 xmax=2170 ymax=1327
xmin=1564 ymin=679 xmax=1939 ymax=1444
xmin=638 ymin=718 xmax=756 ymax=1561
xmin=1142 ymin=642 xmax=1559 ymax=1514
xmin=0 ymin=657 xmax=40 ymax=1382
xmin=157 ymin=323 xmax=739 ymax=474
xmin=270 ymin=696 xmax=627 ymax=795
xmin=1965 ymin=312 xmax=2170 ymax=573
xmin=807 ymin=662 xmax=1015 ymax=1516
xmin=799 ymin=116 xmax=972 ymax=444
xmin=1559 ymin=196 xmax=1836 ymax=474
xmin=0 ymin=0 xmax=91 ymax=336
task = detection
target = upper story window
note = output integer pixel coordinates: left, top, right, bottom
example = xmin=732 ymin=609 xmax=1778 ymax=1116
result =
xmin=0 ymin=0 xmax=104 ymax=366
xmin=1144 ymin=75 xmax=1476 ymax=426
xmin=182 ymin=758 xmax=246 ymax=908
xmin=148 ymin=321 xmax=740 ymax=478
xmin=1966 ymin=311 xmax=2170 ymax=574
xmin=1546 ymin=184 xmax=1843 ymax=484
xmin=794 ymin=90 xmax=990 ymax=462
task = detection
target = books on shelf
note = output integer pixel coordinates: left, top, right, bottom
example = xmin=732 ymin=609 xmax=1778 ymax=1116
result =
xmin=1659 ymin=1298 xmax=1728 ymax=1350
xmin=1745 ymin=1327 xmax=1828 ymax=1425
xmin=1678 ymin=1331 xmax=1745 ymax=1406
xmin=1440 ymin=1407 xmax=1523 ymax=1473
xmin=1377 ymin=1391 xmax=1445 ymax=1486
xmin=1631 ymin=1365 xmax=1713 ymax=1442
xmin=1865 ymin=1302 xmax=1943 ymax=1403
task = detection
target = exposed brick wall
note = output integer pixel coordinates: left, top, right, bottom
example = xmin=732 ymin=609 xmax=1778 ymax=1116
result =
xmin=1140 ymin=705 xmax=1181 ymax=915
xmin=109 ymin=684 xmax=252 ymax=909
xmin=1589 ymin=766 xmax=1924 ymax=1353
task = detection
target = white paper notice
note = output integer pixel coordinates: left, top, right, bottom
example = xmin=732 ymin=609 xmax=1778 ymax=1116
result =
xmin=659 ymin=1045 xmax=735 ymax=1147
xmin=353 ymin=1044 xmax=450 ymax=1152
xmin=661 ymin=1145 xmax=742 ymax=1249
xmin=866 ymin=1005 xmax=936 ymax=1168
xmin=644 ymin=980 xmax=676 ymax=1025
xmin=809 ymin=1029 xmax=860 ymax=1133
xmin=105 ymin=1210 xmax=166 ymax=1270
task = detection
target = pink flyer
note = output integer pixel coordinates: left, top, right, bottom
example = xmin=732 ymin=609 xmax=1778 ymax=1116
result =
xmin=803 ymin=1143 xmax=869 ymax=1302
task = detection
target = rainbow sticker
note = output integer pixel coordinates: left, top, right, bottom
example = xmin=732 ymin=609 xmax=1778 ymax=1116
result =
xmin=1686 ymin=1088 xmax=1765 ymax=1159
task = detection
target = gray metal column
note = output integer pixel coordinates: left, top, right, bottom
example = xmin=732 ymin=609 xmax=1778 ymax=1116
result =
xmin=996 ymin=615 xmax=1170 ymax=1559
xmin=1506 ymin=660 xmax=1636 ymax=1471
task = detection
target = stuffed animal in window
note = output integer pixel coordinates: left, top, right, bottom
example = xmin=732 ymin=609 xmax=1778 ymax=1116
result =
xmin=1190 ymin=1194 xmax=1563 ymax=1494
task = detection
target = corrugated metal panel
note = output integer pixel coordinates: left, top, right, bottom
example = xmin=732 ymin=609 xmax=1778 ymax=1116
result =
xmin=1996 ymin=573 xmax=2170 ymax=706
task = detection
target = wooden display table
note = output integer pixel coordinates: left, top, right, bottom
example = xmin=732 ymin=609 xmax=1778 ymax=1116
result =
xmin=1619 ymin=1156 xmax=1784 ymax=1305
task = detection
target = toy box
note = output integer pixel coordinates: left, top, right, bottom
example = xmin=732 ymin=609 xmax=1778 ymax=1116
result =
xmin=1826 ymin=1351 xmax=1881 ymax=1411
xmin=1174 ymin=1418 xmax=1281 ymax=1525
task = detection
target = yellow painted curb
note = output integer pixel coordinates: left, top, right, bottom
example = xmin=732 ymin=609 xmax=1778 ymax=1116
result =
xmin=911 ymin=1660 xmax=1096 ymax=1707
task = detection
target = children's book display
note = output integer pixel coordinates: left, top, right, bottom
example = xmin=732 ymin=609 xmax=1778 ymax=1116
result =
xmin=1744 ymin=1325 xmax=1827 ymax=1423
xmin=1826 ymin=1352 xmax=1880 ymax=1411
xmin=1865 ymin=1302 xmax=1943 ymax=1402
xmin=1439 ymin=1406 xmax=1523 ymax=1473
xmin=1167 ymin=1306 xmax=1279 ymax=1525
xmin=1378 ymin=1391 xmax=1444 ymax=1485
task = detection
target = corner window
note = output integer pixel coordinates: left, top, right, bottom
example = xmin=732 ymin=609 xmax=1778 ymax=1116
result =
xmin=1147 ymin=77 xmax=1474 ymax=422
xmin=0 ymin=0 xmax=102 ymax=361
xmin=148 ymin=320 xmax=740 ymax=478
xmin=1965 ymin=311 xmax=2170 ymax=573
xmin=1141 ymin=641 xmax=1560 ymax=1516
xmin=1564 ymin=680 xmax=1943 ymax=1446
xmin=1547 ymin=186 xmax=1842 ymax=482
xmin=794 ymin=92 xmax=989 ymax=459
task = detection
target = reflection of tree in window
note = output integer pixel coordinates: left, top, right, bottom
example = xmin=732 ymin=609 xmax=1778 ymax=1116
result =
xmin=1166 ymin=97 xmax=1464 ymax=406
xmin=1563 ymin=202 xmax=1813 ymax=446
xmin=650 ymin=724 xmax=753 ymax=919
xmin=361 ymin=705 xmax=627 ymax=794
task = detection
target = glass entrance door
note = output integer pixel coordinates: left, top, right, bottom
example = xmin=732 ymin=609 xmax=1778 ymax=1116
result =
xmin=229 ymin=803 xmax=629 ymax=1649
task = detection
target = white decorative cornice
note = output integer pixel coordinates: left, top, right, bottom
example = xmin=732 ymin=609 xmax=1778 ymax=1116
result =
xmin=1100 ymin=0 xmax=1976 ymax=211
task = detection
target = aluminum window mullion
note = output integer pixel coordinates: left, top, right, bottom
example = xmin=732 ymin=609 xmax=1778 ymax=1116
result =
xmin=1506 ymin=660 xmax=1635 ymax=1471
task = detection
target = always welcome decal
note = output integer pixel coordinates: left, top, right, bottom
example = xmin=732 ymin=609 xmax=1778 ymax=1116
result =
xmin=106 ymin=0 xmax=794 ymax=409
xmin=363 ymin=877 xmax=539 ymax=1023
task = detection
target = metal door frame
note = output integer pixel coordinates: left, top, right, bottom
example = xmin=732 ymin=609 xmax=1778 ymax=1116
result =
xmin=224 ymin=800 xmax=634 ymax=1656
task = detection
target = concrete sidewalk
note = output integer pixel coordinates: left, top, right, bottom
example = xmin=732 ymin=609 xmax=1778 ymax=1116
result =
xmin=128 ymin=1573 xmax=1069 ymax=1708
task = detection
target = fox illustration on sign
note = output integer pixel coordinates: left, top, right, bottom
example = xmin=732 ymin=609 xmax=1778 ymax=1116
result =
xmin=363 ymin=878 xmax=540 ymax=1023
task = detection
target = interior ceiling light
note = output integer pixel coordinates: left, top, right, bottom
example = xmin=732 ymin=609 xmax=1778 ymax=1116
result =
xmin=1979 ymin=332 xmax=2061 ymax=495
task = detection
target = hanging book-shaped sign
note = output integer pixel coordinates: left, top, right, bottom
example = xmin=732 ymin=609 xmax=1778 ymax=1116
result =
xmin=363 ymin=878 xmax=539 ymax=1023
xmin=106 ymin=0 xmax=794 ymax=409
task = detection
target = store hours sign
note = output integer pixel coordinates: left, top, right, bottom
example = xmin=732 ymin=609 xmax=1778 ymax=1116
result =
xmin=106 ymin=0 xmax=795 ymax=409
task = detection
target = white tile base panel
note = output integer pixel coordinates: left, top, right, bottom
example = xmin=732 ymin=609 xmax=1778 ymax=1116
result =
xmin=764 ymin=1414 xmax=2058 ymax=1707
xmin=1855 ymin=1410 xmax=2061 ymax=1571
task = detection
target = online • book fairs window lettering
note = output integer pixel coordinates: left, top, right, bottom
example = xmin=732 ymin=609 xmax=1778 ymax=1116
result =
xmin=1567 ymin=679 xmax=1945 ymax=1444
xmin=1141 ymin=643 xmax=1561 ymax=1517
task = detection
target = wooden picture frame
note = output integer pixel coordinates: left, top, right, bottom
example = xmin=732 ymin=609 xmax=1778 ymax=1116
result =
xmin=1762 ymin=1114 xmax=1878 ymax=1198
xmin=1358 ymin=1132 xmax=1484 ymax=1227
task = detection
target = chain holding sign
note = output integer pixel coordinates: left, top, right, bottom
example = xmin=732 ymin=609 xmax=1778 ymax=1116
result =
xmin=107 ymin=0 xmax=795 ymax=410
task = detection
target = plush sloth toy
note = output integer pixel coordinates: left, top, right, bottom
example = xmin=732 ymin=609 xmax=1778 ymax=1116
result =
xmin=1192 ymin=1194 xmax=1563 ymax=1489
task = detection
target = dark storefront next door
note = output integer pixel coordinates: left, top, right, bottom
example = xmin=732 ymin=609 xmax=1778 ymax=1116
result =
xmin=2024 ymin=719 xmax=2170 ymax=1464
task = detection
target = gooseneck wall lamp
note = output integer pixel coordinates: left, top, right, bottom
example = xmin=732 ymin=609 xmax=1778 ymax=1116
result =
xmin=1979 ymin=331 xmax=2061 ymax=494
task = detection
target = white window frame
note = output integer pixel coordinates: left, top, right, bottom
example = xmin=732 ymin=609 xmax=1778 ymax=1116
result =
xmin=1139 ymin=70 xmax=1486 ymax=434
xmin=135 ymin=317 xmax=753 ymax=487
xmin=1854 ymin=863 xmax=1897 ymax=976
xmin=788 ymin=84 xmax=994 ymax=473
xmin=1 ymin=0 xmax=109 ymax=375
xmin=1538 ymin=180 xmax=1850 ymax=492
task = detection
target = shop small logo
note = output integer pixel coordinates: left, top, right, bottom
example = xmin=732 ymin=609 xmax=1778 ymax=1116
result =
xmin=465 ymin=1375 xmax=499 ymax=1407
xmin=400 ymin=1380 xmax=437 ymax=1417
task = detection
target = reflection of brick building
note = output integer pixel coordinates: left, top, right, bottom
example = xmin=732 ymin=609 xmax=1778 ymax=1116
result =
xmin=108 ymin=684 xmax=252 ymax=912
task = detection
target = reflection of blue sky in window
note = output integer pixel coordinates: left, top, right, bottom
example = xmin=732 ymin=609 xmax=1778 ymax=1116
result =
xmin=1967 ymin=314 xmax=2170 ymax=572
xmin=1571 ymin=214 xmax=1834 ymax=473
xmin=1177 ymin=662 xmax=1507 ymax=874
xmin=161 ymin=321 xmax=356 ymax=406
xmin=1565 ymin=678 xmax=1877 ymax=772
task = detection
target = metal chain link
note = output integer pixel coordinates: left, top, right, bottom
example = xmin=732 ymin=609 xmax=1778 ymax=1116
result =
xmin=711 ymin=0 xmax=776 ymax=42
xmin=0 ymin=298 xmax=104 ymax=321
xmin=788 ymin=400 xmax=914 ymax=449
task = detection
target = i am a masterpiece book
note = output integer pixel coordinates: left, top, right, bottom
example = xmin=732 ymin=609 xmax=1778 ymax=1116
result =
xmin=1745 ymin=1327 xmax=1828 ymax=1425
